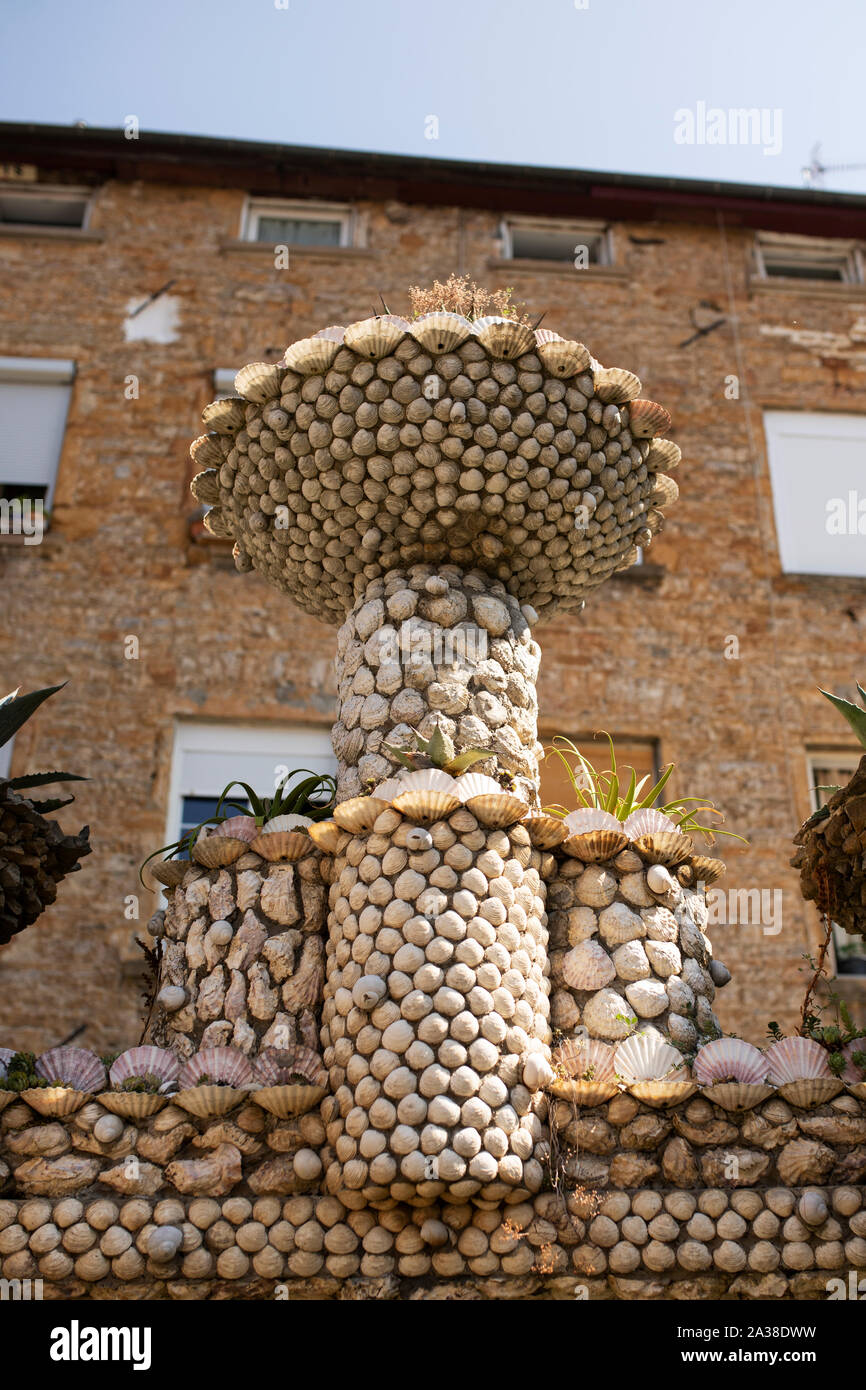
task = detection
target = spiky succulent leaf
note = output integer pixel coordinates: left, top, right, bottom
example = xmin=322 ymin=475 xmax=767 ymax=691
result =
xmin=420 ymin=725 xmax=455 ymax=768
xmin=819 ymin=687 xmax=866 ymax=751
xmin=28 ymin=795 xmax=75 ymax=813
xmin=8 ymin=771 xmax=88 ymax=790
xmin=445 ymin=748 xmax=496 ymax=774
xmin=0 ymin=683 xmax=67 ymax=749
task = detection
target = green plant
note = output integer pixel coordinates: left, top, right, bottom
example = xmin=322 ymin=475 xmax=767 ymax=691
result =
xmin=214 ymin=769 xmax=336 ymax=826
xmin=0 ymin=682 xmax=87 ymax=811
xmin=118 ymin=1073 xmax=162 ymax=1094
xmin=544 ymin=733 xmax=747 ymax=847
xmin=805 ymin=685 xmax=866 ymax=809
xmin=4 ymin=1051 xmax=47 ymax=1091
xmin=382 ymin=726 xmax=495 ymax=777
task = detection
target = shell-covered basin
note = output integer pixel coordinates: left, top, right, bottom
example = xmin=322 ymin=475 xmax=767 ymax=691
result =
xmin=190 ymin=316 xmax=680 ymax=624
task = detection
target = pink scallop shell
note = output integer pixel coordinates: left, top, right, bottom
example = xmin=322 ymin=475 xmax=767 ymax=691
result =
xmin=693 ymin=1037 xmax=768 ymax=1086
xmin=252 ymin=1045 xmax=327 ymax=1087
xmin=562 ymin=940 xmax=616 ymax=991
xmin=109 ymin=1046 xmax=182 ymax=1090
xmin=552 ymin=1037 xmax=616 ymax=1082
xmin=214 ymin=815 xmax=259 ymax=842
xmin=763 ymin=1036 xmax=832 ymax=1085
xmin=623 ymin=808 xmax=679 ymax=839
xmin=179 ymin=1047 xmax=255 ymax=1089
xmin=36 ymin=1047 xmax=107 ymax=1093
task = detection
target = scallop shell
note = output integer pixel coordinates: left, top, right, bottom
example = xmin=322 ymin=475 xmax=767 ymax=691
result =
xmin=179 ymin=1048 xmax=254 ymax=1090
xmin=214 ymin=815 xmax=259 ymax=842
xmin=564 ymin=830 xmax=629 ymax=863
xmin=252 ymin=1084 xmax=326 ymax=1118
xmin=522 ymin=814 xmax=568 ymax=849
xmin=313 ymin=324 xmax=346 ymax=343
xmin=593 ymin=366 xmax=641 ymax=404
xmin=190 ymin=469 xmax=220 ymax=505
xmin=203 ymin=508 xmax=234 ymax=540
xmin=253 ymin=1045 xmax=327 ymax=1087
xmin=22 ymin=1087 xmax=89 ymax=1117
xmin=371 ymin=776 xmax=411 ymax=802
xmin=148 ymin=858 xmax=188 ymax=889
xmin=333 ymin=796 xmax=388 ymax=833
xmin=564 ymin=808 xmax=623 ymax=836
xmin=846 ymin=1081 xmax=866 ymax=1101
xmin=0 ymin=1047 xmax=14 ymax=1076
xmin=678 ymin=856 xmax=726 ymax=887
xmin=694 ymin=1038 xmax=767 ymax=1085
xmin=702 ymin=1081 xmax=774 ymax=1112
xmin=764 ymin=1036 xmax=833 ymax=1085
xmin=189 ymin=433 xmax=224 ymax=469
xmin=97 ymin=1090 xmax=167 ymax=1120
xmin=201 ymin=397 xmax=246 ymax=435
xmin=629 ymin=1079 xmax=697 ymax=1108
xmin=409 ymin=312 xmax=473 ymax=354
xmin=776 ymin=1077 xmax=844 ymax=1108
xmin=454 ymin=773 xmax=503 ymax=801
xmin=548 ymin=1077 xmax=618 ymax=1106
xmin=109 ymin=1046 xmax=181 ymax=1089
xmin=191 ymin=834 xmax=247 ymax=868
xmin=307 ymin=820 xmax=343 ymax=854
xmin=343 ymin=315 xmax=409 ymax=360
xmin=651 ymin=473 xmax=679 ymax=508
xmin=561 ymin=940 xmax=616 ymax=990
xmin=0 ymin=1091 xmax=16 ymax=1114
xmin=633 ymin=832 xmax=694 ymax=867
xmin=262 ymin=814 xmax=314 ymax=833
xmin=282 ymin=337 xmax=341 ymax=374
xmin=393 ymin=768 xmax=457 ymax=794
xmin=553 ymin=1037 xmax=616 ymax=1082
xmin=173 ymin=1086 xmax=246 ymax=1119
xmin=623 ymin=808 xmax=678 ymax=838
xmin=614 ymin=1028 xmax=685 ymax=1083
xmin=250 ymin=830 xmax=313 ymax=862
xmin=392 ymin=789 xmax=461 ymax=824
xmin=536 ymin=337 xmax=592 ymax=378
xmin=465 ymin=793 xmax=527 ymax=829
xmin=627 ymin=399 xmax=672 ymax=438
xmin=234 ymin=362 xmax=284 ymax=404
xmin=842 ymin=1043 xmax=866 ymax=1085
xmin=36 ymin=1047 xmax=107 ymax=1093
xmin=472 ymin=317 xmax=536 ymax=360
xmin=646 ymin=438 xmax=681 ymax=470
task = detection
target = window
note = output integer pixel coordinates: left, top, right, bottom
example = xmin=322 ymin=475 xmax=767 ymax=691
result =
xmin=764 ymin=411 xmax=866 ymax=577
xmin=165 ymin=722 xmax=337 ymax=854
xmin=213 ymin=368 xmax=238 ymax=397
xmin=0 ymin=357 xmax=75 ymax=507
xmin=501 ymin=218 xmax=611 ymax=267
xmin=0 ymin=185 xmax=90 ymax=229
xmin=807 ymin=753 xmax=866 ymax=975
xmin=755 ymin=232 xmax=862 ymax=284
xmin=538 ymin=736 xmax=658 ymax=812
xmin=242 ymin=199 xmax=352 ymax=248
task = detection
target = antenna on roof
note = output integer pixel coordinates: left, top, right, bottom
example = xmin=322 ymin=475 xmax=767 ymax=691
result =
xmin=802 ymin=142 xmax=866 ymax=189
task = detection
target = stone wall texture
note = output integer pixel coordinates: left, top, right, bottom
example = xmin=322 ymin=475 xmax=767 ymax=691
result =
xmin=0 ymin=157 xmax=865 ymax=1054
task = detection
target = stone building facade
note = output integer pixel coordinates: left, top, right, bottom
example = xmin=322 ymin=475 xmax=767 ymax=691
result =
xmin=0 ymin=124 xmax=864 ymax=1053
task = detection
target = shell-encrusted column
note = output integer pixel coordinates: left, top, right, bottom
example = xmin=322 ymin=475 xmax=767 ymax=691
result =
xmin=319 ymin=807 xmax=550 ymax=1204
xmin=546 ymin=847 xmax=731 ymax=1052
xmin=333 ymin=565 xmax=541 ymax=802
xmin=145 ymin=850 xmax=329 ymax=1058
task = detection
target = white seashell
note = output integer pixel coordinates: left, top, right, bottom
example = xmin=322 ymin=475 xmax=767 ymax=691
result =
xmin=465 ymin=792 xmax=528 ymax=828
xmin=562 ymin=940 xmax=616 ymax=990
xmin=409 ymin=312 xmax=473 ymax=354
xmin=454 ymin=773 xmax=503 ymax=801
xmin=521 ymin=814 xmax=568 ymax=849
xmin=282 ymin=337 xmax=341 ymax=374
xmin=179 ymin=1047 xmax=254 ymax=1089
xmin=208 ymin=920 xmax=233 ymax=946
xmin=147 ymin=1226 xmax=183 ymax=1262
xmin=522 ymin=1054 xmax=555 ymax=1090
xmin=190 ymin=469 xmax=220 ymax=505
xmin=623 ymin=808 xmax=678 ymax=839
xmin=352 ymin=975 xmax=387 ymax=1011
xmin=627 ymin=399 xmax=672 ymax=438
xmin=536 ymin=337 xmax=592 ymax=378
xmin=646 ymin=438 xmax=682 ymax=471
xmin=564 ymin=808 xmax=623 ymax=836
xmin=646 ymin=864 xmax=675 ymax=895
xmin=472 ymin=316 xmax=536 ymax=360
xmin=157 ymin=986 xmax=187 ymax=1013
xmin=593 ymin=366 xmax=641 ymax=404
xmin=201 ymin=397 xmax=246 ymax=434
xmin=629 ymin=1079 xmax=697 ymax=1108
xmin=202 ymin=508 xmax=233 ymax=540
xmin=253 ymin=1046 xmax=326 ymax=1087
xmin=393 ymin=768 xmax=457 ymax=794
xmin=701 ymin=1082 xmax=774 ymax=1112
xmin=694 ymin=1037 xmax=768 ymax=1086
xmin=371 ymin=776 xmax=411 ymax=801
xmin=405 ymin=827 xmax=433 ymax=852
xmin=234 ymin=362 xmax=284 ymax=404
xmin=332 ymin=796 xmax=387 ymax=833
xmin=615 ymin=1028 xmax=686 ymax=1083
xmin=262 ymin=814 xmax=313 ymax=833
xmin=651 ymin=473 xmax=679 ymax=508
xmin=763 ymin=1037 xmax=833 ymax=1085
xmin=313 ymin=324 xmax=346 ymax=342
xmin=189 ymin=433 xmax=224 ymax=469
xmin=344 ymin=315 xmax=409 ymax=360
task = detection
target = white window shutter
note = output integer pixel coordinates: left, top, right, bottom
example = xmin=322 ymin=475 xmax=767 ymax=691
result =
xmin=764 ymin=410 xmax=866 ymax=577
xmin=0 ymin=358 xmax=75 ymax=504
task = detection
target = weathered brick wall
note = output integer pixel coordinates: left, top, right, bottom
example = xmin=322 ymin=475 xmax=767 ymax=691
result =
xmin=0 ymin=176 xmax=864 ymax=1050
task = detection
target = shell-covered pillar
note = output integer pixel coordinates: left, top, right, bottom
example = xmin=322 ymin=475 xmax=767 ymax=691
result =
xmin=185 ymin=303 xmax=683 ymax=1199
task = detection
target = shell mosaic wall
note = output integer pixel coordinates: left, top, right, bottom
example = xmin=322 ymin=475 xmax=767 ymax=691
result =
xmin=2 ymin=310 xmax=860 ymax=1300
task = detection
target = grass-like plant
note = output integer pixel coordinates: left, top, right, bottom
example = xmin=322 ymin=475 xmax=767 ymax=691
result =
xmin=544 ymin=733 xmax=747 ymax=847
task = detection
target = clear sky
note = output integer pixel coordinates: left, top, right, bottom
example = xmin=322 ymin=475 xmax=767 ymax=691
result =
xmin=1 ymin=0 xmax=865 ymax=192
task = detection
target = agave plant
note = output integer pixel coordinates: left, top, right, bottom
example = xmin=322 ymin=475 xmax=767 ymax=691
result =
xmin=0 ymin=683 xmax=91 ymax=944
xmin=792 ymin=684 xmax=866 ymax=939
xmin=544 ymin=734 xmax=746 ymax=847
xmin=382 ymin=725 xmax=496 ymax=778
